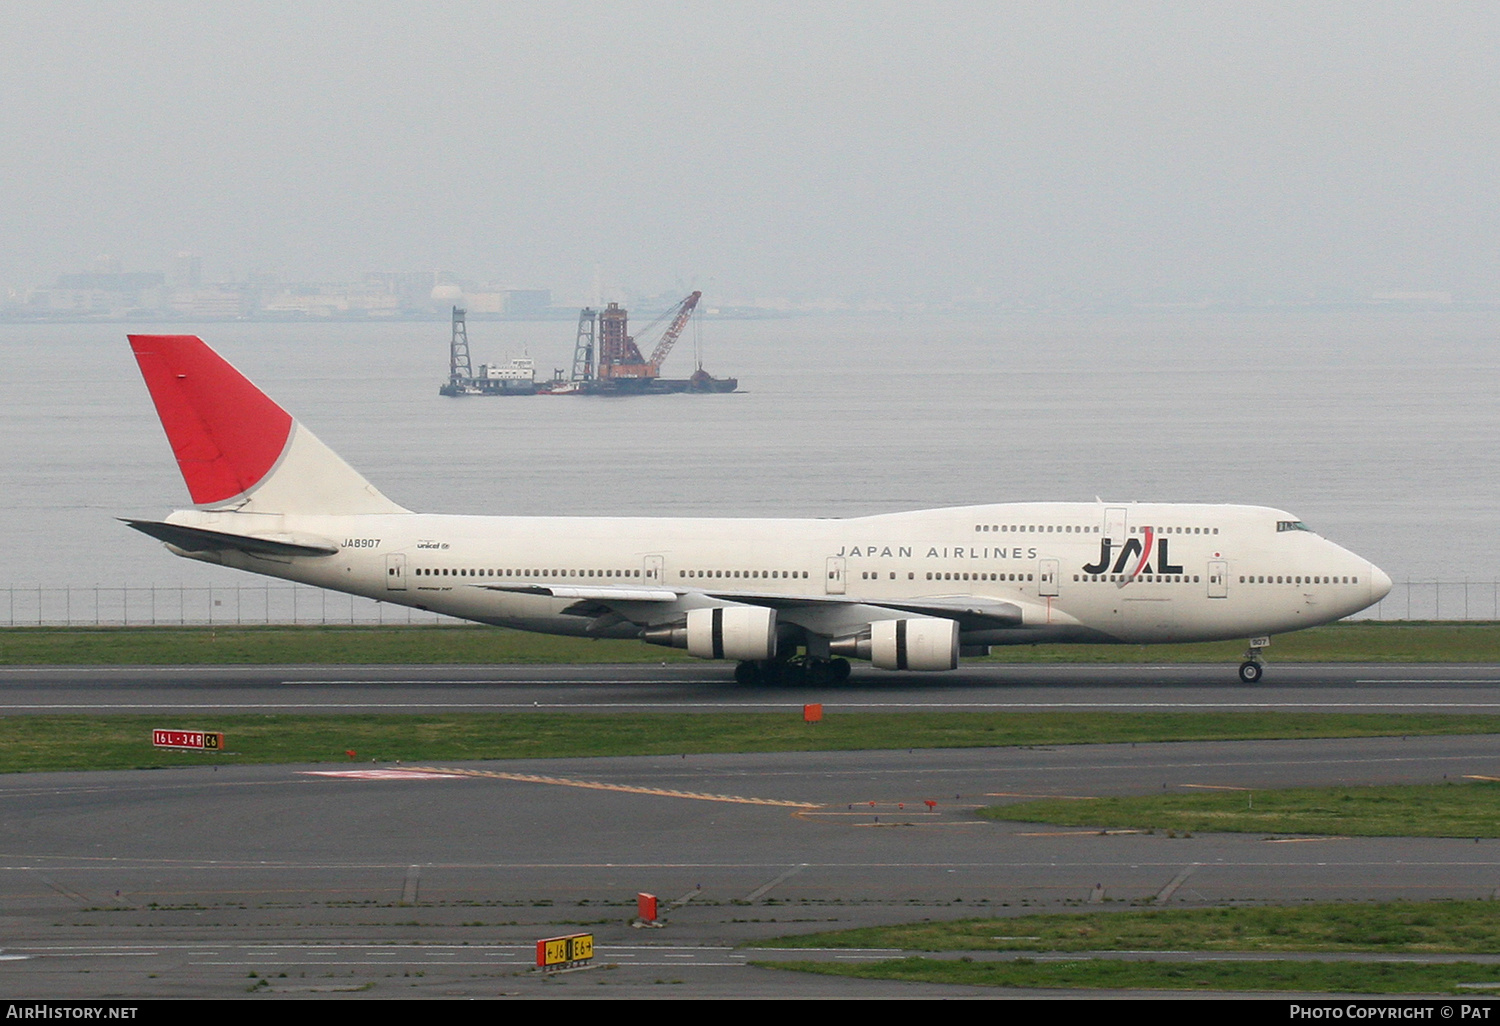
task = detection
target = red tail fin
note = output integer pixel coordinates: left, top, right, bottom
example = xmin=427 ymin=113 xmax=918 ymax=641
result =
xmin=129 ymin=335 xmax=294 ymax=506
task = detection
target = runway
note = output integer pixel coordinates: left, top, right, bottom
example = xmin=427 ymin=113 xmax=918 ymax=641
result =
xmin=2 ymin=664 xmax=1499 ymax=998
xmin=3 ymin=661 xmax=1500 ymax=713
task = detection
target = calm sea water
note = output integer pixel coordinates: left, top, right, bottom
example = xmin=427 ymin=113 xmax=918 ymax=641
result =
xmin=2 ymin=309 xmax=1495 ymax=591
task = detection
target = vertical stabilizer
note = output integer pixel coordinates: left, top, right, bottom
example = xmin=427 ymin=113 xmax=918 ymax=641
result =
xmin=128 ymin=335 xmax=408 ymax=515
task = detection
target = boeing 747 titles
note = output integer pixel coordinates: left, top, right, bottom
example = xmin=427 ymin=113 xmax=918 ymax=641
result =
xmin=125 ymin=335 xmax=1391 ymax=684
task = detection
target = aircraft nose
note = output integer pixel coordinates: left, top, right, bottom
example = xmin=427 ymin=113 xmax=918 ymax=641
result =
xmin=1369 ymin=564 xmax=1392 ymax=604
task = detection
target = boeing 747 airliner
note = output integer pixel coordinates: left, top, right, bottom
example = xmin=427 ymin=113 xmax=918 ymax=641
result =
xmin=126 ymin=335 xmax=1391 ymax=684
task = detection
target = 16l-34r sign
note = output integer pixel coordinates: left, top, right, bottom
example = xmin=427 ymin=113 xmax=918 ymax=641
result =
xmin=152 ymin=729 xmax=224 ymax=751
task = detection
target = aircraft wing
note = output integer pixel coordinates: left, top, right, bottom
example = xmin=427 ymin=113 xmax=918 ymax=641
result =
xmin=477 ymin=583 xmax=680 ymax=603
xmin=474 ymin=582 xmax=1023 ymax=631
xmin=831 ymin=595 xmax=1024 ymax=629
xmin=729 ymin=592 xmax=1025 ymax=631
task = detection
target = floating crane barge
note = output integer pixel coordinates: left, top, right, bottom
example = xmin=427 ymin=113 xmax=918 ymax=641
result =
xmin=542 ymin=291 xmax=736 ymax=395
xmin=441 ymin=291 xmax=736 ymax=397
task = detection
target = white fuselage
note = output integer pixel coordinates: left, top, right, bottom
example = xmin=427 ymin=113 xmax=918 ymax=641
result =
xmin=162 ymin=501 xmax=1389 ymax=647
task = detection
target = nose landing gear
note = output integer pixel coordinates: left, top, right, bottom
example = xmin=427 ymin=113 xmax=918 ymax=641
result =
xmin=1238 ymin=636 xmax=1270 ymax=683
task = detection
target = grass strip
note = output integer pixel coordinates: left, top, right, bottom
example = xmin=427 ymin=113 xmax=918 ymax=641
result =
xmin=0 ymin=625 xmax=692 ymax=666
xmin=754 ymin=956 xmax=1500 ymax=994
xmin=1 ymin=620 xmax=1498 ymax=666
xmin=756 ymin=901 xmax=1500 ymax=954
xmin=1 ymin=712 xmax=1499 ymax=773
xmin=980 ymin=781 xmax=1500 ymax=838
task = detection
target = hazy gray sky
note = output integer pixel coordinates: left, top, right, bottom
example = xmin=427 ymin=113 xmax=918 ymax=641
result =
xmin=2 ymin=1 xmax=1496 ymax=302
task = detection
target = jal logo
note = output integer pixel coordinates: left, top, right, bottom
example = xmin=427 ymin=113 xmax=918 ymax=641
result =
xmin=1082 ymin=528 xmax=1184 ymax=577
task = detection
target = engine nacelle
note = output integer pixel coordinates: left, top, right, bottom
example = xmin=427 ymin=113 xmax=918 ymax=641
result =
xmin=681 ymin=606 xmax=778 ymax=661
xmin=831 ymin=617 xmax=959 ymax=671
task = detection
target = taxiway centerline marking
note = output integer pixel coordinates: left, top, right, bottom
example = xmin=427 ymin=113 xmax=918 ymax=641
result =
xmin=406 ymin=766 xmax=817 ymax=807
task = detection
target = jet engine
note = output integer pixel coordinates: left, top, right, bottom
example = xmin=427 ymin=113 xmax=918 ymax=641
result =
xmin=641 ymin=606 xmax=778 ymax=661
xmin=830 ymin=617 xmax=959 ymax=671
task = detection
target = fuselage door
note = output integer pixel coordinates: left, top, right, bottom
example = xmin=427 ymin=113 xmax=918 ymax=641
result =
xmin=825 ymin=556 xmax=846 ymax=595
xmin=1104 ymin=507 xmax=1127 ymax=544
xmin=1207 ymin=560 xmax=1228 ymax=599
xmin=643 ymin=554 xmax=664 ymax=584
xmin=1039 ymin=558 xmax=1060 ymax=597
xmin=385 ymin=553 xmax=407 ymax=591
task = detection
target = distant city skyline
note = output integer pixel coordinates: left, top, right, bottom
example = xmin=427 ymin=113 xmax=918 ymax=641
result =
xmin=4 ymin=254 xmax=1486 ymax=324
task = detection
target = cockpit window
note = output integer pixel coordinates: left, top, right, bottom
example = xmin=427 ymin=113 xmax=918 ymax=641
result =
xmin=1276 ymin=520 xmax=1312 ymax=532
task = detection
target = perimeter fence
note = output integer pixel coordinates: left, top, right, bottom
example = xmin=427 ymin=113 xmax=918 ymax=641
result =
xmin=0 ymin=579 xmax=1495 ymax=627
xmin=1360 ymin=580 xmax=1500 ymax=622
xmin=0 ymin=583 xmax=461 ymax=627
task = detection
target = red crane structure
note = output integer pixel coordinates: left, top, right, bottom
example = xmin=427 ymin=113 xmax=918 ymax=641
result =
xmin=597 ymin=290 xmax=702 ymax=382
xmin=546 ymin=290 xmax=734 ymax=394
xmin=647 ymin=290 xmax=702 ymax=370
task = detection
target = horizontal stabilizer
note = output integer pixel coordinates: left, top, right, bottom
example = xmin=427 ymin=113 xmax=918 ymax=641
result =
xmin=122 ymin=519 xmax=340 ymax=558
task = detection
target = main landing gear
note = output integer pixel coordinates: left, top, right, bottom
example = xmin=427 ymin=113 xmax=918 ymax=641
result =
xmin=1238 ymin=636 xmax=1270 ymax=684
xmin=734 ymin=655 xmax=852 ymax=686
